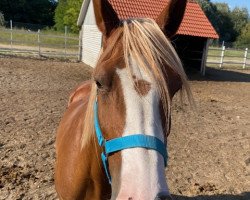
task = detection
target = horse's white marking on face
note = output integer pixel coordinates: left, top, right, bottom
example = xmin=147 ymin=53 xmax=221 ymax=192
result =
xmin=115 ymin=59 xmax=170 ymax=200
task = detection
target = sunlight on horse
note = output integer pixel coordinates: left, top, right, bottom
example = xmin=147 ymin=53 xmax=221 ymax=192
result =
xmin=55 ymin=0 xmax=192 ymax=199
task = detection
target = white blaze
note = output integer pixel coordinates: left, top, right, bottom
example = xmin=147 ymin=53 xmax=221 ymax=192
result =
xmin=115 ymin=61 xmax=170 ymax=200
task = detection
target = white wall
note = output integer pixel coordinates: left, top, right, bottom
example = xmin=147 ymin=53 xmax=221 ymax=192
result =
xmin=81 ymin=0 xmax=102 ymax=67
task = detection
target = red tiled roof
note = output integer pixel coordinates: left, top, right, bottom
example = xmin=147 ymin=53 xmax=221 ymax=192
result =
xmin=178 ymin=1 xmax=219 ymax=38
xmin=109 ymin=0 xmax=219 ymax=39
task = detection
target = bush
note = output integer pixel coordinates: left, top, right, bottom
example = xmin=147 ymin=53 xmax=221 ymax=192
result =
xmin=54 ymin=0 xmax=82 ymax=33
xmin=235 ymin=23 xmax=250 ymax=48
xmin=0 ymin=11 xmax=4 ymax=27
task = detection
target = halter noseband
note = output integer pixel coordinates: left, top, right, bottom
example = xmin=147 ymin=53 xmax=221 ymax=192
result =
xmin=94 ymin=101 xmax=168 ymax=184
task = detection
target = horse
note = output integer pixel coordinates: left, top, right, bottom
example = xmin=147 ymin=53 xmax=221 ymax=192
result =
xmin=55 ymin=0 xmax=192 ymax=199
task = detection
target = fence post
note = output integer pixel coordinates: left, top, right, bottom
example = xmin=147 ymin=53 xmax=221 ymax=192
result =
xmin=38 ymin=29 xmax=41 ymax=57
xmin=219 ymin=45 xmax=225 ymax=68
xmin=10 ymin=20 xmax=13 ymax=53
xmin=243 ymin=48 xmax=248 ymax=69
xmin=78 ymin=28 xmax=83 ymax=62
xmin=222 ymin=41 xmax=225 ymax=47
xmin=64 ymin=26 xmax=67 ymax=58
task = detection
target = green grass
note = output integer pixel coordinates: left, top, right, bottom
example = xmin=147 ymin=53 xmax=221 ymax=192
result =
xmin=208 ymin=47 xmax=247 ymax=57
xmin=0 ymin=27 xmax=79 ymax=49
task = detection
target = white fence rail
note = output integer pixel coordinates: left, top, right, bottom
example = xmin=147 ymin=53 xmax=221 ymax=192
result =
xmin=0 ymin=23 xmax=80 ymax=60
xmin=206 ymin=46 xmax=250 ymax=69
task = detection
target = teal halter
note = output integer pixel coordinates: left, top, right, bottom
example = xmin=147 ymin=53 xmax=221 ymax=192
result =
xmin=94 ymin=101 xmax=168 ymax=184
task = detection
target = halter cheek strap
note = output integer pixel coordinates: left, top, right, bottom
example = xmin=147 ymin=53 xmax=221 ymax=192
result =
xmin=94 ymin=101 xmax=168 ymax=184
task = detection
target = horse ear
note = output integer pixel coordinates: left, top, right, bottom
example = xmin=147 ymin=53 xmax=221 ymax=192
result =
xmin=156 ymin=0 xmax=187 ymax=38
xmin=93 ymin=0 xmax=120 ymax=37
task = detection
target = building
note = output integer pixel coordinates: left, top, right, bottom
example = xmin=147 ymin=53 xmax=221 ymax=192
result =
xmin=77 ymin=0 xmax=219 ymax=75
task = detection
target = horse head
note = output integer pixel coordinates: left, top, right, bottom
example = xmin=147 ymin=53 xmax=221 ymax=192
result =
xmin=80 ymin=0 xmax=191 ymax=199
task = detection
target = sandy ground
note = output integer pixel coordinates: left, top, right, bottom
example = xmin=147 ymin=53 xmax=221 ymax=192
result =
xmin=0 ymin=57 xmax=249 ymax=200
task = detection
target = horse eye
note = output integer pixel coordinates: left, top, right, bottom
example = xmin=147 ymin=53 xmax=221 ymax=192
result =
xmin=95 ymin=80 xmax=103 ymax=89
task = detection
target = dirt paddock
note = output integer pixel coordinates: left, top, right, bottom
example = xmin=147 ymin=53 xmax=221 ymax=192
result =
xmin=0 ymin=57 xmax=249 ymax=200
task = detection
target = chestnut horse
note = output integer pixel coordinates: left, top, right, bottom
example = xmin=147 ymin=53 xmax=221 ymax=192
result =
xmin=55 ymin=0 xmax=192 ymax=199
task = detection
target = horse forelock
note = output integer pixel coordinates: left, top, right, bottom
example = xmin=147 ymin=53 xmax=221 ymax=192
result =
xmin=81 ymin=83 xmax=97 ymax=148
xmin=122 ymin=18 xmax=193 ymax=135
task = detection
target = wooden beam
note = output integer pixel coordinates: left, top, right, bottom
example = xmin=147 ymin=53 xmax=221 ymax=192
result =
xmin=78 ymin=27 xmax=83 ymax=62
xmin=201 ymin=39 xmax=210 ymax=76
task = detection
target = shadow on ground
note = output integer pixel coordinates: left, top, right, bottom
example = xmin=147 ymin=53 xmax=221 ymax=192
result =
xmin=188 ymin=67 xmax=250 ymax=82
xmin=172 ymin=192 xmax=250 ymax=200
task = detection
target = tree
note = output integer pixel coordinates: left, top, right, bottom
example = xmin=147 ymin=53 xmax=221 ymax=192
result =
xmin=54 ymin=0 xmax=83 ymax=33
xmin=54 ymin=0 xmax=68 ymax=31
xmin=230 ymin=7 xmax=249 ymax=36
xmin=0 ymin=0 xmax=57 ymax=26
xmin=0 ymin=12 xmax=4 ymax=27
xmin=214 ymin=3 xmax=237 ymax=42
xmin=235 ymin=22 xmax=250 ymax=48
xmin=197 ymin=0 xmax=249 ymax=44
xmin=63 ymin=0 xmax=83 ymax=32
xmin=215 ymin=3 xmax=230 ymax=13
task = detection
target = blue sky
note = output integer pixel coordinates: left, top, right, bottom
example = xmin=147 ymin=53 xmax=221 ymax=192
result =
xmin=211 ymin=0 xmax=250 ymax=11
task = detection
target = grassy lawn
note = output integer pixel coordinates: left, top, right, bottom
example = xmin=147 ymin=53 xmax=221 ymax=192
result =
xmin=0 ymin=28 xmax=79 ymax=49
xmin=208 ymin=47 xmax=248 ymax=57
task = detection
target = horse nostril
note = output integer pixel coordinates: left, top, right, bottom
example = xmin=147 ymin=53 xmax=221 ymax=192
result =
xmin=155 ymin=193 xmax=172 ymax=200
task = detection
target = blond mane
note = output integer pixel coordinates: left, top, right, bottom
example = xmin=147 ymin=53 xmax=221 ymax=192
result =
xmin=81 ymin=18 xmax=193 ymax=148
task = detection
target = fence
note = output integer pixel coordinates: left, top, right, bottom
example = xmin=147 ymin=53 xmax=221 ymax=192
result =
xmin=0 ymin=21 xmax=80 ymax=60
xmin=206 ymin=46 xmax=250 ymax=69
xmin=1 ymin=21 xmax=250 ymax=68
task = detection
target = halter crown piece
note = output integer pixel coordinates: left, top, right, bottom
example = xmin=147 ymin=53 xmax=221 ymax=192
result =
xmin=94 ymin=101 xmax=168 ymax=184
